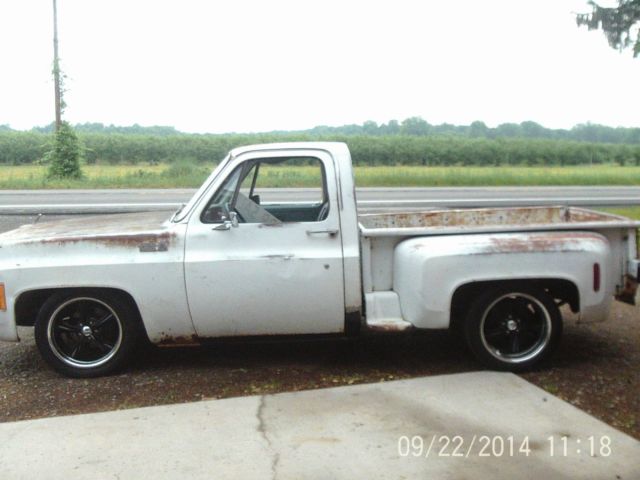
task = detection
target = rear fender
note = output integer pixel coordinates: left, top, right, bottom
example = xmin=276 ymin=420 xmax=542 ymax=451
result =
xmin=393 ymin=231 xmax=612 ymax=329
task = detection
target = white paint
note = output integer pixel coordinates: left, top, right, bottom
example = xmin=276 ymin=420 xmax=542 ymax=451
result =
xmin=184 ymin=147 xmax=347 ymax=337
xmin=392 ymin=232 xmax=614 ymax=329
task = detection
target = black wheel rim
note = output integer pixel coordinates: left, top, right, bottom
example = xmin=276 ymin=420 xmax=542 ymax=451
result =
xmin=480 ymin=292 xmax=552 ymax=364
xmin=47 ymin=297 xmax=123 ymax=368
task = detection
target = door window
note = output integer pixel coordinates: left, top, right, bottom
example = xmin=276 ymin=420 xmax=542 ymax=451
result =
xmin=201 ymin=157 xmax=329 ymax=224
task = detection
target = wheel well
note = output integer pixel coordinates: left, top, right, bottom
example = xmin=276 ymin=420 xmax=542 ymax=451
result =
xmin=15 ymin=287 xmax=143 ymax=327
xmin=450 ymin=279 xmax=579 ymax=331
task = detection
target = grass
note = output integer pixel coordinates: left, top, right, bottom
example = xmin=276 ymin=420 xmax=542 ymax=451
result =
xmin=355 ymin=165 xmax=640 ymax=187
xmin=0 ymin=163 xmax=212 ymax=189
xmin=599 ymin=206 xmax=640 ymax=220
xmin=1 ymin=163 xmax=640 ymax=189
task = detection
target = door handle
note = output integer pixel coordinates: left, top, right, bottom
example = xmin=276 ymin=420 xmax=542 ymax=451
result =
xmin=306 ymin=229 xmax=339 ymax=236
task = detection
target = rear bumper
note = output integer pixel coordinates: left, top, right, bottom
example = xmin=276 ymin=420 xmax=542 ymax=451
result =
xmin=615 ymin=259 xmax=639 ymax=306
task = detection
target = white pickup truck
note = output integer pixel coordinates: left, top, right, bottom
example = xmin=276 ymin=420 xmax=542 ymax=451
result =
xmin=1 ymin=142 xmax=639 ymax=377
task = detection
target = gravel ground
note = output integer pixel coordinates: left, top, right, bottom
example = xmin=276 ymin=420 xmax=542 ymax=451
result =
xmin=0 ymin=214 xmax=638 ymax=440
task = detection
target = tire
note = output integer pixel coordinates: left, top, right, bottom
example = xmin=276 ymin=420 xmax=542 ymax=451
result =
xmin=34 ymin=290 xmax=140 ymax=378
xmin=463 ymin=285 xmax=562 ymax=371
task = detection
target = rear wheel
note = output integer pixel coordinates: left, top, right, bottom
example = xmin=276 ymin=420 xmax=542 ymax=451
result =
xmin=463 ymin=285 xmax=562 ymax=371
xmin=35 ymin=290 xmax=140 ymax=378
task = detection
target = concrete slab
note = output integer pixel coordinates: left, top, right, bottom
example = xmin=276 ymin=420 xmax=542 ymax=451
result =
xmin=0 ymin=372 xmax=638 ymax=479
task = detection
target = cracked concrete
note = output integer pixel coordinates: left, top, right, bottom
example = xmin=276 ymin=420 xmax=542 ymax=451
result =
xmin=257 ymin=395 xmax=280 ymax=480
xmin=0 ymin=372 xmax=638 ymax=479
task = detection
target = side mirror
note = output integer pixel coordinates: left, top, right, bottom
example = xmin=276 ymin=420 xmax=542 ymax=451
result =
xmin=229 ymin=211 xmax=239 ymax=228
xmin=213 ymin=208 xmax=239 ymax=231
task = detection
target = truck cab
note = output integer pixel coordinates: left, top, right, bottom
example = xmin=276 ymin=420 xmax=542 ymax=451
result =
xmin=177 ymin=143 xmax=361 ymax=338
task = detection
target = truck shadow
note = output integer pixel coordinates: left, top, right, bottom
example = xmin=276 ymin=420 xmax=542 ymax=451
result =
xmin=131 ymin=330 xmax=477 ymax=375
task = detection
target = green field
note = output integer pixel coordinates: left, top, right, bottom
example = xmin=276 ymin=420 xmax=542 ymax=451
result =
xmin=601 ymin=206 xmax=640 ymax=220
xmin=2 ymin=164 xmax=640 ymax=189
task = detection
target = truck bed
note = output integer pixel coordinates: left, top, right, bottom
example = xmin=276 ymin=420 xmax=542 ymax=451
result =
xmin=358 ymin=206 xmax=640 ymax=238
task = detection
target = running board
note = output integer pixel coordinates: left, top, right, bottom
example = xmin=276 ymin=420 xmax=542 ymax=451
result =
xmin=364 ymin=292 xmax=414 ymax=332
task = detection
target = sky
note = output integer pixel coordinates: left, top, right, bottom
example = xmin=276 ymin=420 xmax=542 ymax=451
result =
xmin=0 ymin=0 xmax=638 ymax=134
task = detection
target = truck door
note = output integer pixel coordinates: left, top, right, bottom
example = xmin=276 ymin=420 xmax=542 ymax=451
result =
xmin=184 ymin=149 xmax=346 ymax=337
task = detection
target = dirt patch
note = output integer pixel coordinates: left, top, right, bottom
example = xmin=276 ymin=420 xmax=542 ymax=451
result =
xmin=1 ymin=303 xmax=638 ymax=439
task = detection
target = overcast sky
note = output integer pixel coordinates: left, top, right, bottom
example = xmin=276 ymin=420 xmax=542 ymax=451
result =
xmin=0 ymin=0 xmax=638 ymax=133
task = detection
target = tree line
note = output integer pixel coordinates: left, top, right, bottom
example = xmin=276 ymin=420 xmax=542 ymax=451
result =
xmin=306 ymin=119 xmax=640 ymax=145
xmin=1 ymin=130 xmax=639 ymax=167
xmin=5 ymin=118 xmax=640 ymax=144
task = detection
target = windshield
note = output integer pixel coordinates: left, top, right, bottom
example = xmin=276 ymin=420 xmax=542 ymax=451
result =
xmin=171 ymin=154 xmax=231 ymax=222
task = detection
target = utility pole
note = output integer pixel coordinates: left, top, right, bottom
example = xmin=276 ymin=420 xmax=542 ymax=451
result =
xmin=52 ymin=0 xmax=62 ymax=132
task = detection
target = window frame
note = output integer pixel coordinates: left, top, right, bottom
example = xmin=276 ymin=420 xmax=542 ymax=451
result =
xmin=200 ymin=155 xmax=330 ymax=225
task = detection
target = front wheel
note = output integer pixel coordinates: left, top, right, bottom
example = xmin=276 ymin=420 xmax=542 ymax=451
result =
xmin=35 ymin=290 xmax=140 ymax=378
xmin=463 ymin=285 xmax=562 ymax=371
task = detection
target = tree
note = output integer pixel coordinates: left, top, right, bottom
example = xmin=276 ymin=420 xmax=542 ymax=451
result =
xmin=469 ymin=120 xmax=489 ymax=138
xmin=46 ymin=0 xmax=82 ymax=179
xmin=495 ymin=123 xmax=522 ymax=138
xmin=383 ymin=119 xmax=401 ymax=135
xmin=520 ymin=121 xmax=546 ymax=138
xmin=400 ymin=117 xmax=431 ymax=135
xmin=577 ymin=1 xmax=640 ymax=57
xmin=46 ymin=122 xmax=83 ymax=178
xmin=362 ymin=120 xmax=379 ymax=135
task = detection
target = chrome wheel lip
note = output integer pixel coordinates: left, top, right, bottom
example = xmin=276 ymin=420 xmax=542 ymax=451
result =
xmin=479 ymin=292 xmax=552 ymax=364
xmin=47 ymin=297 xmax=123 ymax=369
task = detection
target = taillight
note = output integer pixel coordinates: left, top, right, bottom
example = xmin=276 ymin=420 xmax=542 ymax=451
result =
xmin=593 ymin=263 xmax=600 ymax=292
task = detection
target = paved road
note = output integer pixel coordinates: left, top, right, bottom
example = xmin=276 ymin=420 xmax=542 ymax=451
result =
xmin=0 ymin=186 xmax=639 ymax=214
xmin=1 ymin=372 xmax=638 ymax=479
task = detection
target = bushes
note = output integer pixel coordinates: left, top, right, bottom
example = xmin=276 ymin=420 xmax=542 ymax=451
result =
xmin=1 ymin=130 xmax=640 ymax=168
xmin=44 ymin=122 xmax=83 ymax=179
xmin=0 ymin=131 xmax=49 ymax=165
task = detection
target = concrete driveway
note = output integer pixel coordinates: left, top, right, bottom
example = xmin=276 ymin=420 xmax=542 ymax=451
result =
xmin=0 ymin=372 xmax=638 ymax=479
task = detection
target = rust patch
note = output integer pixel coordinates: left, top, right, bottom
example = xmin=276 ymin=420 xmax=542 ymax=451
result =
xmin=156 ymin=334 xmax=200 ymax=347
xmin=39 ymin=231 xmax=176 ymax=248
xmin=358 ymin=206 xmax=630 ymax=231
xmin=366 ymin=320 xmax=413 ymax=333
xmin=139 ymin=241 xmax=170 ymax=253
xmin=569 ymin=208 xmax=610 ymax=222
xmin=257 ymin=222 xmax=300 ymax=228
xmin=485 ymin=232 xmax=603 ymax=254
xmin=0 ymin=211 xmax=177 ymax=249
xmin=345 ymin=305 xmax=361 ymax=314
xmin=360 ymin=206 xmax=565 ymax=229
xmin=258 ymin=223 xmax=283 ymax=228
xmin=615 ymin=275 xmax=638 ymax=306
